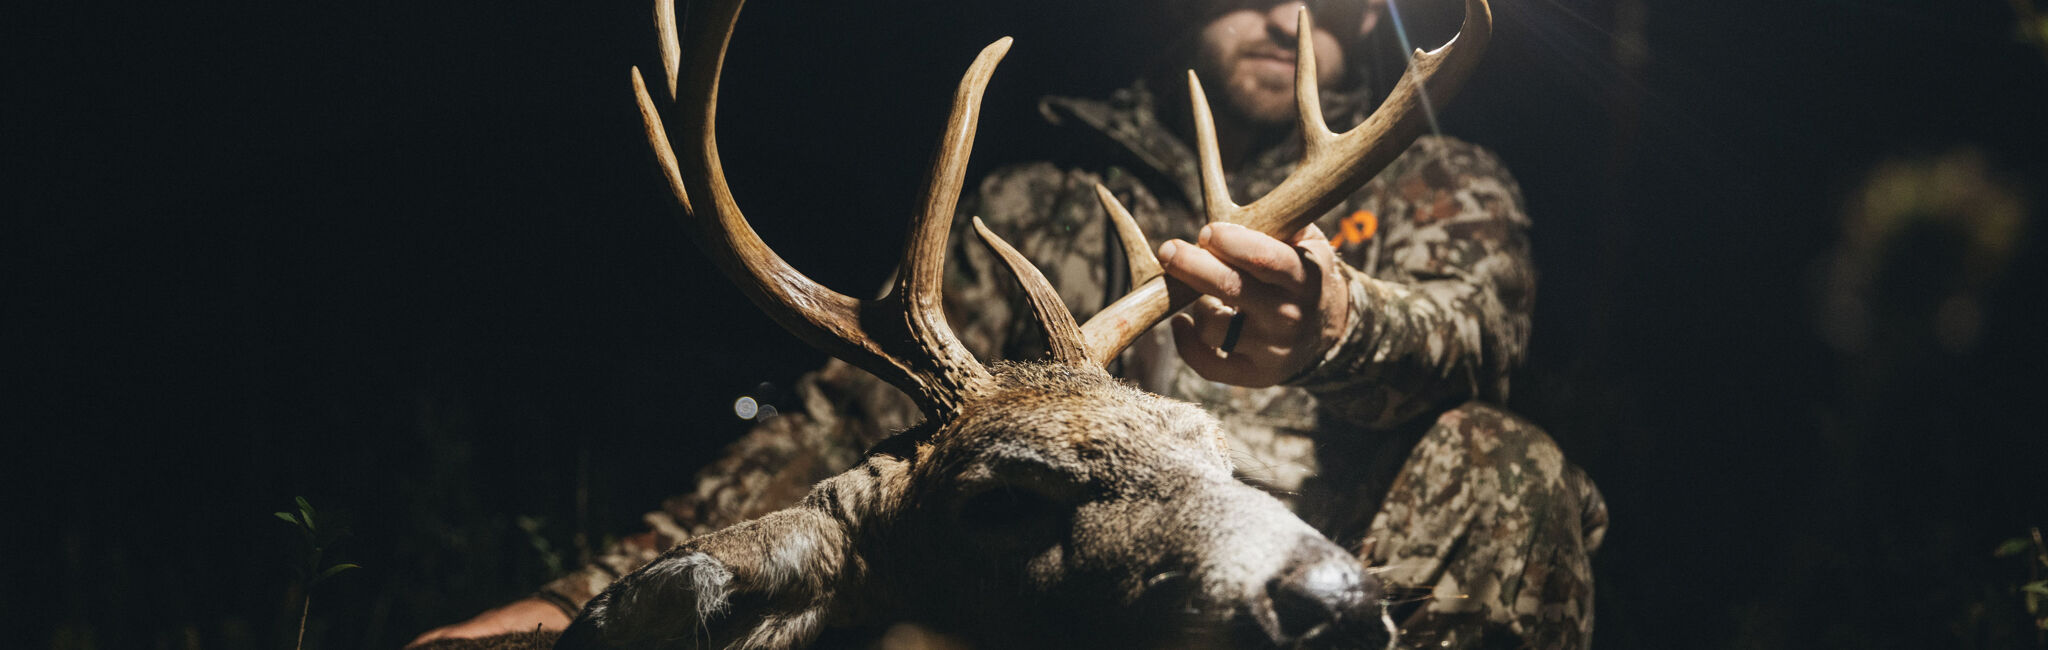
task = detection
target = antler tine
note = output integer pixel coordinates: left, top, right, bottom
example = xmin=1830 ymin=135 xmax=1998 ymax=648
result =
xmin=656 ymin=0 xmax=681 ymax=101
xmin=888 ymin=36 xmax=1013 ymax=405
xmin=1233 ymin=0 xmax=1494 ymax=237
xmin=1095 ymin=184 xmax=1162 ymax=287
xmin=632 ymin=67 xmax=691 ymax=214
xmin=639 ymin=0 xmax=1011 ymax=417
xmin=1186 ymin=71 xmax=1234 ymax=226
xmin=1293 ymin=7 xmax=1336 ymax=158
xmin=1077 ymin=185 xmax=1163 ymax=367
xmin=971 ymin=217 xmax=1089 ymax=365
xmin=1079 ymin=0 xmax=1493 ymax=366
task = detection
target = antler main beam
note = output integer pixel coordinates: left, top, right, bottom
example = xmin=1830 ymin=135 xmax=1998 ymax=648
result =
xmin=1077 ymin=0 xmax=1493 ymax=366
xmin=631 ymin=0 xmax=1012 ymax=417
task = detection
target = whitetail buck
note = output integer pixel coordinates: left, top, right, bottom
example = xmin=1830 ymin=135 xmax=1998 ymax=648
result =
xmin=551 ymin=0 xmax=1493 ymax=647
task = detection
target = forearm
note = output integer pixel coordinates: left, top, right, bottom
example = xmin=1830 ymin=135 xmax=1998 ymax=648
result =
xmin=1291 ymin=262 xmax=1525 ymax=429
xmin=534 ymin=516 xmax=690 ymax=617
xmin=538 ymin=359 xmax=914 ymax=614
xmin=1288 ymin=135 xmax=1536 ymax=429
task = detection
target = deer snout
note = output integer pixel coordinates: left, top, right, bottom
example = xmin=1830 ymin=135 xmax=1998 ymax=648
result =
xmin=1262 ymin=541 xmax=1383 ymax=644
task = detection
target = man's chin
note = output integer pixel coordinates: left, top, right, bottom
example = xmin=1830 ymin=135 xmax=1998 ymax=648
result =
xmin=1220 ymin=71 xmax=1301 ymax=127
xmin=1223 ymin=92 xmax=1299 ymax=128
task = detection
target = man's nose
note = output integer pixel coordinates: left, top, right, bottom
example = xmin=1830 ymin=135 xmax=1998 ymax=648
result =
xmin=1264 ymin=1 xmax=1307 ymax=38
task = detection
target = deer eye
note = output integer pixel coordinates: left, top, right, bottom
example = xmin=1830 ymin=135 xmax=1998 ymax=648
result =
xmin=953 ymin=485 xmax=1064 ymax=542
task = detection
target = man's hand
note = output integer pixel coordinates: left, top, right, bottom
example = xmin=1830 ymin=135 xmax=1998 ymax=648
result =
xmin=1158 ymin=222 xmax=1349 ymax=387
xmin=408 ymin=597 xmax=572 ymax=647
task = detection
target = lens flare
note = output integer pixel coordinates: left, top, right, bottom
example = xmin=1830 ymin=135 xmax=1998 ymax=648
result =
xmin=1383 ymin=0 xmax=1447 ymax=140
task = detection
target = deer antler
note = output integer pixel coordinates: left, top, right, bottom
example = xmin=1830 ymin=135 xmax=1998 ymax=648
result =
xmin=629 ymin=0 xmax=1489 ymax=416
xmin=630 ymin=0 xmax=1014 ymax=418
xmin=1076 ymin=0 xmax=1494 ymax=367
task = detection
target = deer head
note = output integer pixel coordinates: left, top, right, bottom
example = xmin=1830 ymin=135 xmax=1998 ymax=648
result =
xmin=559 ymin=0 xmax=1491 ymax=647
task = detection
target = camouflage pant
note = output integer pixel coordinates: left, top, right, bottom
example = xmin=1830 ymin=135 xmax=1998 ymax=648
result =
xmin=539 ymin=400 xmax=1606 ymax=649
xmin=1359 ymin=402 xmax=1607 ymax=650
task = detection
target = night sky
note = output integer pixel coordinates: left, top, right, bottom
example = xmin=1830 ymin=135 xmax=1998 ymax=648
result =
xmin=10 ymin=0 xmax=2048 ymax=648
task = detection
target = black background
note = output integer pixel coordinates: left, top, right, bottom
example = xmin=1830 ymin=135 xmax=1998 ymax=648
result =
xmin=9 ymin=0 xmax=2048 ymax=647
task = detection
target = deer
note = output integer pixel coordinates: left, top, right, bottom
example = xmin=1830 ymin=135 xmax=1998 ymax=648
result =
xmin=524 ymin=0 xmax=1495 ymax=647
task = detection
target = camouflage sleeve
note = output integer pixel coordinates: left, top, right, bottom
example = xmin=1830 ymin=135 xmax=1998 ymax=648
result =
xmin=1293 ymin=137 xmax=1535 ymax=430
xmin=534 ymin=355 xmax=922 ymax=614
xmin=530 ymin=164 xmax=1073 ymax=616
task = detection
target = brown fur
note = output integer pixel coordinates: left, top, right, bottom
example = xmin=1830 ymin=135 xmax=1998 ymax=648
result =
xmin=559 ymin=364 xmax=1384 ymax=649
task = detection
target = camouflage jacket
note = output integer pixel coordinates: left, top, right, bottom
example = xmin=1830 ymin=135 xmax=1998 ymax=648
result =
xmin=540 ymin=80 xmax=1555 ymax=639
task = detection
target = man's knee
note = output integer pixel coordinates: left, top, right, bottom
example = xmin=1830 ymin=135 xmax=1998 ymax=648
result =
xmin=1374 ymin=401 xmax=1580 ymax=559
xmin=1377 ymin=402 xmax=1601 ymax=649
xmin=1424 ymin=401 xmax=1603 ymax=542
xmin=1424 ymin=402 xmax=1565 ymax=477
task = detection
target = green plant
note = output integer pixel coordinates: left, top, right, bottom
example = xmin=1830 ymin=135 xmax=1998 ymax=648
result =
xmin=275 ymin=497 xmax=360 ymax=650
xmin=1995 ymin=526 xmax=2048 ymax=643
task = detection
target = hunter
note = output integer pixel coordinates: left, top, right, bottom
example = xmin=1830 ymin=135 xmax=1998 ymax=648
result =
xmin=417 ymin=0 xmax=1607 ymax=647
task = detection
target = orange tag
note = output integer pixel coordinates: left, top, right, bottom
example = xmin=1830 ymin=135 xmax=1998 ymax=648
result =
xmin=1333 ymin=210 xmax=1378 ymax=248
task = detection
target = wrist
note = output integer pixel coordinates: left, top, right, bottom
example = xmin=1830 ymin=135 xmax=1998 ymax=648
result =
xmin=533 ymin=591 xmax=584 ymax=622
xmin=1282 ymin=260 xmax=1356 ymax=385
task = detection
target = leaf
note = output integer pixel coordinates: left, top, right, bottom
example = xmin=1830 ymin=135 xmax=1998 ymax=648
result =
xmin=296 ymin=497 xmax=318 ymax=532
xmin=316 ymin=563 xmax=361 ymax=581
xmin=1996 ymin=537 xmax=2034 ymax=557
xmin=310 ymin=562 xmax=361 ymax=588
xmin=2023 ymin=581 xmax=2048 ymax=597
xmin=275 ymin=512 xmax=301 ymax=527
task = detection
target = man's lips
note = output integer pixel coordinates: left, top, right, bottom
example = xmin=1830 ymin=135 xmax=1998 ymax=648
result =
xmin=1240 ymin=48 xmax=1300 ymax=76
xmin=1244 ymin=47 xmax=1297 ymax=64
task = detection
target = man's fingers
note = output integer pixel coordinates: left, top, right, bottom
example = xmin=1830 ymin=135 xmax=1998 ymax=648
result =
xmin=1200 ymin=223 xmax=1311 ymax=288
xmin=1292 ymin=226 xmax=1338 ymax=280
xmin=1170 ymin=298 xmax=1296 ymax=388
xmin=1160 ymin=227 xmax=1318 ymax=329
xmin=1185 ymin=296 xmax=1236 ymax=348
xmin=1161 ymin=222 xmax=1341 ymax=388
xmin=1291 ymin=222 xmax=1349 ymax=354
xmin=1159 ymin=239 xmax=1246 ymax=300
xmin=1171 ymin=313 xmax=1264 ymax=386
xmin=1287 ymin=223 xmax=1330 ymax=246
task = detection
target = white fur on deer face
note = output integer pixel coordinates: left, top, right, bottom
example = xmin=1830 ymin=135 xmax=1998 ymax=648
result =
xmin=561 ymin=363 xmax=1383 ymax=649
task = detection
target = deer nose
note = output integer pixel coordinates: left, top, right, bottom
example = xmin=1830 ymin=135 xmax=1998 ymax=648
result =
xmin=1265 ymin=545 xmax=1380 ymax=641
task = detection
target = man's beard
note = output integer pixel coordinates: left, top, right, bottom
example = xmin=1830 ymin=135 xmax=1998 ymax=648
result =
xmin=1221 ymin=59 xmax=1300 ymax=127
xmin=1201 ymin=40 xmax=1308 ymax=128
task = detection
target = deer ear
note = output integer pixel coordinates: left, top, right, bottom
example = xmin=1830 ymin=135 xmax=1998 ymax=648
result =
xmin=559 ymin=450 xmax=921 ymax=650
xmin=560 ymin=506 xmax=854 ymax=650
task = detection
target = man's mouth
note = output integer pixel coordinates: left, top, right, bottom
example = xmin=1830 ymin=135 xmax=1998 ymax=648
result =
xmin=1244 ymin=47 xmax=1297 ymax=65
xmin=1239 ymin=48 xmax=1299 ymax=79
